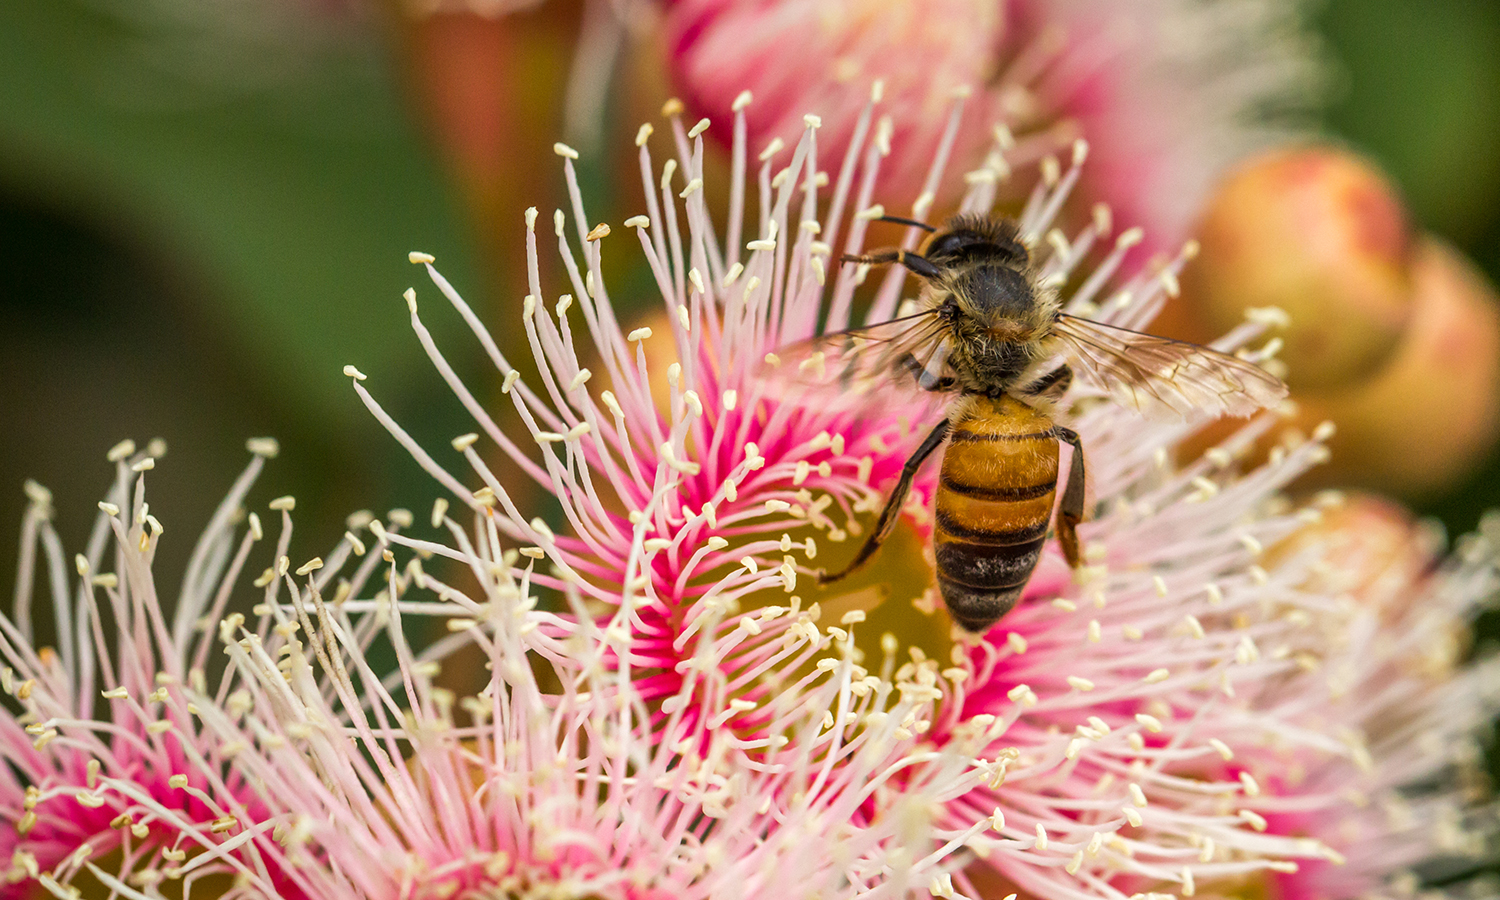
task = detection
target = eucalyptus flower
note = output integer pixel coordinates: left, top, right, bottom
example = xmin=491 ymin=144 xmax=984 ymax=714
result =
xmin=4 ymin=88 xmax=1495 ymax=900
xmin=661 ymin=0 xmax=1322 ymax=251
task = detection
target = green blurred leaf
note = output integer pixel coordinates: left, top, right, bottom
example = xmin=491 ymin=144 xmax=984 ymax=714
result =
xmin=1320 ymin=0 xmax=1500 ymax=244
xmin=0 ymin=0 xmax=481 ymax=428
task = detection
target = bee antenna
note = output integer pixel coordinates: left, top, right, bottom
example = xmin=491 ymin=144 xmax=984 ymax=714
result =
xmin=877 ymin=215 xmax=937 ymax=233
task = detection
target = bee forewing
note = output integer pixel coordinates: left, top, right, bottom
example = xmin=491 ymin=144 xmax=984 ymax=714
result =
xmin=918 ymin=341 xmax=952 ymax=391
xmin=1053 ymin=314 xmax=1288 ymax=419
xmin=761 ymin=310 xmax=960 ymax=415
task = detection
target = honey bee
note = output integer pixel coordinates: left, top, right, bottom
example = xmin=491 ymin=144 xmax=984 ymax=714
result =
xmin=776 ymin=214 xmax=1287 ymax=632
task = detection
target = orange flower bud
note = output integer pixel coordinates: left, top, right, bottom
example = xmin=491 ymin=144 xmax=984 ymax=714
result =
xmin=1277 ymin=492 xmax=1436 ymax=614
xmin=1181 ymin=146 xmax=1415 ymax=391
xmin=1289 ymin=239 xmax=1500 ymax=495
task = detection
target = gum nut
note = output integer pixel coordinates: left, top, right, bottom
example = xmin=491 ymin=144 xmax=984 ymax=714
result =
xmin=1292 ymin=239 xmax=1500 ymax=496
xmin=1276 ymin=493 xmax=1435 ymax=618
xmin=1180 ymin=146 xmax=1415 ymax=391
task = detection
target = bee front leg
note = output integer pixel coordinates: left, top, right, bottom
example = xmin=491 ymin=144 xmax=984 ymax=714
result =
xmin=818 ymin=419 xmax=951 ymax=584
xmin=1055 ymin=425 xmax=1086 ymax=568
xmin=840 ymin=249 xmax=944 ymax=280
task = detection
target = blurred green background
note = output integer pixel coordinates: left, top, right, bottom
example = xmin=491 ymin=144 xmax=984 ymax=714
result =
xmin=1 ymin=0 xmax=1498 ymax=593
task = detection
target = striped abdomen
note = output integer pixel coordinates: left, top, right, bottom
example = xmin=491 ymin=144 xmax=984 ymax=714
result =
xmin=934 ymin=395 xmax=1058 ymax=632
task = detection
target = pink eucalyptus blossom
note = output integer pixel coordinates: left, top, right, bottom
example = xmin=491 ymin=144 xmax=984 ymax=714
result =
xmin=5 ymin=89 xmax=1496 ymax=900
xmin=342 ymin=91 xmax=1494 ymax=899
xmin=176 ymin=501 xmax=1001 ymax=900
xmin=661 ymin=0 xmax=1322 ymax=252
xmin=1225 ymin=498 xmax=1500 ymax=900
xmin=0 ymin=438 xmax=315 ymax=897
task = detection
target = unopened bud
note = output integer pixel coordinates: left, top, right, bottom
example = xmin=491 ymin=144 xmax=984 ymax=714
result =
xmin=1183 ymin=146 xmax=1415 ymax=390
xmin=1289 ymin=239 xmax=1500 ymax=495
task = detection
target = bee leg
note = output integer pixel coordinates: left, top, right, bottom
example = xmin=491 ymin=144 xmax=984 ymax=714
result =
xmin=1020 ymin=363 xmax=1073 ymax=403
xmin=1055 ymin=425 xmax=1087 ymax=568
xmin=818 ymin=419 xmax=951 ymax=584
xmin=839 ymin=249 xmax=943 ymax=280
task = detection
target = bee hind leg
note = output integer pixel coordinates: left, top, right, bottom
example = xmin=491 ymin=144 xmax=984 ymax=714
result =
xmin=1023 ymin=365 xmax=1084 ymax=566
xmin=1055 ymin=425 xmax=1086 ymax=568
xmin=817 ymin=419 xmax=951 ymax=584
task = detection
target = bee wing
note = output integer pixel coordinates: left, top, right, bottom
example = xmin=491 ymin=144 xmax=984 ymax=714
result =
xmin=1052 ymin=314 xmax=1287 ymax=418
xmin=764 ymin=310 xmax=960 ymax=408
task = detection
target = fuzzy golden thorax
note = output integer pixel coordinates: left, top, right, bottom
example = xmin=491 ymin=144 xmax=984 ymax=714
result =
xmin=923 ymin=267 xmax=1059 ymax=397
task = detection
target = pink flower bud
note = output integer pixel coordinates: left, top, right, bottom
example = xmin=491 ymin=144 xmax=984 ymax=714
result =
xmin=1182 ymin=146 xmax=1416 ymax=391
xmin=1292 ymin=239 xmax=1500 ymax=495
xmin=1277 ymin=492 xmax=1436 ymax=618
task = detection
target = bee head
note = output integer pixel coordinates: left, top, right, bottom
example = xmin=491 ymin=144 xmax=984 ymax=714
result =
xmin=924 ymin=215 xmax=1029 ymax=267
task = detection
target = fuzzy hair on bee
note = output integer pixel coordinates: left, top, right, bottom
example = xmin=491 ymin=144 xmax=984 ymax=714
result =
xmin=911 ymin=214 xmax=1064 ymax=400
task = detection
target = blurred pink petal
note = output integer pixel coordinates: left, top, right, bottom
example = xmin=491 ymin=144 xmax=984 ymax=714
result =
xmin=662 ymin=0 xmax=1322 ymax=252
